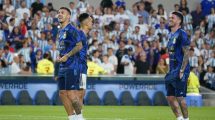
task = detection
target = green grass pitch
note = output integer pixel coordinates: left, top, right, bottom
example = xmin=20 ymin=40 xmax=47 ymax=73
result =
xmin=0 ymin=106 xmax=214 ymax=120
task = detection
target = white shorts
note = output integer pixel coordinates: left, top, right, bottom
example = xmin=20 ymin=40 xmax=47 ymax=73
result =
xmin=79 ymin=74 xmax=87 ymax=89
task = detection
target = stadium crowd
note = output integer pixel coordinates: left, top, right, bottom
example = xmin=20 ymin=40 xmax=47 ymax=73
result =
xmin=0 ymin=0 xmax=214 ymax=89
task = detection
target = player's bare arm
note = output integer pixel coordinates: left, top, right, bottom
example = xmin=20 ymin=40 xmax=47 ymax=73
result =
xmin=58 ymin=42 xmax=83 ymax=62
xmin=180 ymin=45 xmax=190 ymax=79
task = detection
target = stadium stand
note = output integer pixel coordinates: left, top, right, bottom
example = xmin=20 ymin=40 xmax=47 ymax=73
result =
xmin=153 ymin=91 xmax=168 ymax=106
xmin=85 ymin=91 xmax=101 ymax=105
xmin=0 ymin=0 xmax=214 ymax=106
xmin=17 ymin=90 xmax=33 ymax=105
xmin=102 ymin=91 xmax=118 ymax=105
xmin=136 ymin=91 xmax=152 ymax=106
xmin=1 ymin=90 xmax=16 ymax=105
xmin=120 ymin=91 xmax=135 ymax=105
xmin=34 ymin=90 xmax=50 ymax=105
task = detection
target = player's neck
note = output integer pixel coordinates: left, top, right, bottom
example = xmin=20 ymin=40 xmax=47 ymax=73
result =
xmin=81 ymin=26 xmax=89 ymax=35
xmin=60 ymin=21 xmax=70 ymax=29
xmin=171 ymin=26 xmax=181 ymax=33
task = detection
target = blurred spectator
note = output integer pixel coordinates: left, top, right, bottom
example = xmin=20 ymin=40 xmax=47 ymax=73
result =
xmin=20 ymin=19 xmax=28 ymax=36
xmin=134 ymin=52 xmax=150 ymax=74
xmin=200 ymin=43 xmax=213 ymax=62
xmin=179 ymin=0 xmax=189 ymax=13
xmin=129 ymin=4 xmax=140 ymax=28
xmin=205 ymin=51 xmax=215 ymax=69
xmin=10 ymin=53 xmax=31 ymax=74
xmin=18 ymin=54 xmax=31 ymax=73
xmin=36 ymin=52 xmax=54 ymax=74
xmin=3 ymin=0 xmax=14 ymax=16
xmin=49 ymin=43 xmax=59 ymax=62
xmin=92 ymin=50 xmax=102 ymax=65
xmin=3 ymin=46 xmax=13 ymax=67
xmin=0 ymin=58 xmax=8 ymax=74
xmin=191 ymin=4 xmax=204 ymax=29
xmin=16 ymin=0 xmax=30 ymax=20
xmin=103 ymin=7 xmax=115 ymax=25
xmin=191 ymin=28 xmax=204 ymax=49
xmin=157 ymin=5 xmax=167 ymax=21
xmin=114 ymin=5 xmax=129 ymax=26
xmin=0 ymin=9 xmax=8 ymax=23
xmin=17 ymin=40 xmax=31 ymax=63
xmin=76 ymin=0 xmax=90 ymax=13
xmin=100 ymin=0 xmax=113 ymax=13
xmin=9 ymin=26 xmax=25 ymax=50
xmin=87 ymin=56 xmax=106 ymax=75
xmin=101 ymin=55 xmax=114 ymax=75
xmin=187 ymin=67 xmax=200 ymax=94
xmin=107 ymin=47 xmax=118 ymax=73
xmin=27 ymin=22 xmax=41 ymax=42
xmin=189 ymin=47 xmax=198 ymax=68
xmin=206 ymin=8 xmax=215 ymax=32
xmin=204 ymin=66 xmax=215 ymax=88
xmin=69 ymin=1 xmax=78 ymax=23
xmin=121 ymin=47 xmax=135 ymax=75
xmin=155 ymin=19 xmax=169 ymax=41
xmin=116 ymin=40 xmax=127 ymax=74
xmin=37 ymin=31 xmax=47 ymax=52
xmin=156 ymin=58 xmax=168 ymax=74
xmin=151 ymin=41 xmax=160 ymax=73
xmin=31 ymin=0 xmax=44 ymax=17
xmin=149 ymin=9 xmax=159 ymax=27
xmin=134 ymin=15 xmax=148 ymax=35
xmin=47 ymin=2 xmax=55 ymax=12
xmin=137 ymin=1 xmax=149 ymax=24
xmin=182 ymin=8 xmax=193 ymax=32
xmin=203 ymin=29 xmax=215 ymax=48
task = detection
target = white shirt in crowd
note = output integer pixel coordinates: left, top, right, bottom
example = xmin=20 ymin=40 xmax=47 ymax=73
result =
xmin=100 ymin=62 xmax=114 ymax=74
xmin=18 ymin=47 xmax=31 ymax=62
xmin=16 ymin=7 xmax=30 ymax=19
xmin=108 ymin=55 xmax=118 ymax=67
xmin=205 ymin=57 xmax=215 ymax=67
xmin=121 ymin=54 xmax=134 ymax=75
xmin=10 ymin=62 xmax=21 ymax=74
xmin=102 ymin=14 xmax=115 ymax=25
xmin=189 ymin=56 xmax=199 ymax=67
xmin=92 ymin=57 xmax=102 ymax=65
xmin=49 ymin=50 xmax=60 ymax=62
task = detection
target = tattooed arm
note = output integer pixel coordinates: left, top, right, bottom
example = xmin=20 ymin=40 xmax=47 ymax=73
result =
xmin=66 ymin=41 xmax=83 ymax=57
xmin=180 ymin=45 xmax=190 ymax=77
xmin=58 ymin=41 xmax=83 ymax=62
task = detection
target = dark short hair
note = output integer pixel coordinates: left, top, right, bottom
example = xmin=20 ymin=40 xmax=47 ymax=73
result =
xmin=78 ymin=13 xmax=90 ymax=23
xmin=59 ymin=7 xmax=71 ymax=15
xmin=172 ymin=11 xmax=183 ymax=25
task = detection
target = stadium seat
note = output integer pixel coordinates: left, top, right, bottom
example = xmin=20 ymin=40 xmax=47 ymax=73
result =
xmin=34 ymin=90 xmax=50 ymax=105
xmin=102 ymin=91 xmax=118 ymax=105
xmin=1 ymin=90 xmax=16 ymax=105
xmin=153 ymin=91 xmax=168 ymax=106
xmin=85 ymin=91 xmax=101 ymax=105
xmin=17 ymin=90 xmax=33 ymax=105
xmin=52 ymin=91 xmax=62 ymax=105
xmin=120 ymin=91 xmax=135 ymax=105
xmin=136 ymin=91 xmax=152 ymax=106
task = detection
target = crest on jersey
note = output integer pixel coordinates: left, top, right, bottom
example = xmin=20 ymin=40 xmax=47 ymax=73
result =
xmin=173 ymin=38 xmax=176 ymax=44
xmin=59 ymin=41 xmax=65 ymax=50
xmin=63 ymin=32 xmax=67 ymax=39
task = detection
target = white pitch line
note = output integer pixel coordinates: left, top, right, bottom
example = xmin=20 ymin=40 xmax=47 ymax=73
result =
xmin=0 ymin=115 xmax=146 ymax=120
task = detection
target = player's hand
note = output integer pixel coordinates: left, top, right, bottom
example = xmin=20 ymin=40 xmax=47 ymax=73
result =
xmin=179 ymin=71 xmax=184 ymax=80
xmin=57 ymin=55 xmax=69 ymax=62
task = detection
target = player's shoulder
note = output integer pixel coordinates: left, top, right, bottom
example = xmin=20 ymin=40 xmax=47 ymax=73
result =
xmin=178 ymin=29 xmax=187 ymax=36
